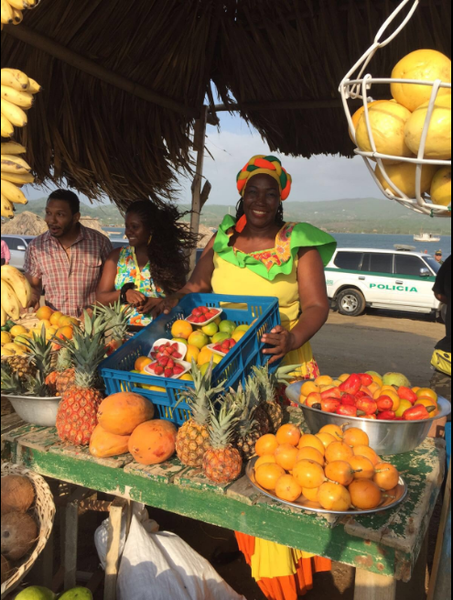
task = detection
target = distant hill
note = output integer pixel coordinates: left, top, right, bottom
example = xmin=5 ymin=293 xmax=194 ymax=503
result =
xmin=11 ymin=197 xmax=452 ymax=236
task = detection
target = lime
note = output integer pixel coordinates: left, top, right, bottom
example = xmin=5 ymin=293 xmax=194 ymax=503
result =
xmin=212 ymin=332 xmax=230 ymax=344
xmin=219 ymin=320 xmax=236 ymax=335
xmin=15 ymin=587 xmax=56 ymax=600
xmin=202 ymin=322 xmax=219 ymax=337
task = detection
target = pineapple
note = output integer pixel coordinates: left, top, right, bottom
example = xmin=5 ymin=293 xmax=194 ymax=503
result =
xmin=48 ymin=349 xmax=74 ymax=396
xmin=176 ymin=362 xmax=225 ymax=467
xmin=55 ymin=311 xmax=107 ymax=446
xmin=202 ymin=396 xmax=243 ymax=484
xmin=252 ymin=364 xmax=297 ymax=432
xmin=1 ymin=362 xmax=26 ymax=396
xmin=96 ymin=301 xmax=133 ymax=355
xmin=234 ymin=379 xmax=270 ymax=461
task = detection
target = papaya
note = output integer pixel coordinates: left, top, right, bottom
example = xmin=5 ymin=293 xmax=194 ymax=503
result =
xmin=129 ymin=420 xmax=177 ymax=465
xmin=89 ymin=425 xmax=131 ymax=458
xmin=97 ymin=392 xmax=155 ymax=436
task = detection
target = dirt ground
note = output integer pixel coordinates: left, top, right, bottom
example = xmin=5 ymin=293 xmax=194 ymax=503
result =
xmin=25 ymin=309 xmax=450 ymax=599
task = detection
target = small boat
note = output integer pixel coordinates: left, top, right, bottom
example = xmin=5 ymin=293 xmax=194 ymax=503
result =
xmin=413 ymin=232 xmax=441 ymax=243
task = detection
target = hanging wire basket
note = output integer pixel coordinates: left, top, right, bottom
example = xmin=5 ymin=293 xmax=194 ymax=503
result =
xmin=339 ymin=0 xmax=451 ymax=218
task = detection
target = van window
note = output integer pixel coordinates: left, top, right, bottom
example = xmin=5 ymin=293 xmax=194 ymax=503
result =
xmin=395 ymin=255 xmax=425 ymax=277
xmin=1 ymin=237 xmax=26 ymax=251
xmin=364 ymin=253 xmax=394 ymax=274
xmin=334 ymin=252 xmax=363 ymax=271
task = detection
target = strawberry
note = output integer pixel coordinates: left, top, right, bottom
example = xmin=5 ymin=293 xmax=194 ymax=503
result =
xmin=167 ymin=359 xmax=175 ymax=369
xmin=158 ymin=356 xmax=169 ymax=367
xmin=201 ymin=307 xmax=210 ymax=314
xmin=164 ymin=368 xmax=174 ymax=378
xmin=173 ymin=352 xmax=182 ymax=359
xmin=174 ymin=365 xmax=184 ymax=375
xmin=154 ymin=365 xmax=164 ymax=376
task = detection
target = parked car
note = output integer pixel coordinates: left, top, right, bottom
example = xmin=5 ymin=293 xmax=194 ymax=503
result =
xmin=1 ymin=235 xmax=35 ymax=271
xmin=326 ymin=248 xmax=441 ymax=317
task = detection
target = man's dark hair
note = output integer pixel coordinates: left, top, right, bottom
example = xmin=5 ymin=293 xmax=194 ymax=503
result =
xmin=47 ymin=189 xmax=80 ymax=215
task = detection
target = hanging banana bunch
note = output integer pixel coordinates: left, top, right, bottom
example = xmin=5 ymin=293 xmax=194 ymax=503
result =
xmin=1 ymin=68 xmax=41 ymax=219
xmin=1 ymin=264 xmax=32 ymax=324
xmin=1 ymin=0 xmax=42 ymax=28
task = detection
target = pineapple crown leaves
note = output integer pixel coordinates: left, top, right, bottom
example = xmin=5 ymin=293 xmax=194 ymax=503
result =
xmin=23 ymin=325 xmax=54 ymax=377
xmin=229 ymin=379 xmax=261 ymax=435
xmin=96 ymin=300 xmax=133 ymax=340
xmin=1 ymin=362 xmax=26 ymax=396
xmin=177 ymin=359 xmax=226 ymax=425
xmin=23 ymin=370 xmax=50 ymax=398
xmin=207 ymin=395 xmax=242 ymax=450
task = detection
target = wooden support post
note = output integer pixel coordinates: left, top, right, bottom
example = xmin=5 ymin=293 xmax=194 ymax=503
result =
xmin=428 ymin=462 xmax=451 ymax=600
xmin=104 ymin=498 xmax=127 ymax=600
xmin=64 ymin=498 xmax=80 ymax=590
xmin=354 ymin=570 xmax=396 ymax=600
xmin=190 ymin=106 xmax=208 ymax=272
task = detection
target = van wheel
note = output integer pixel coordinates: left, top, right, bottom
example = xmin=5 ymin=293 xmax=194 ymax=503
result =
xmin=337 ymin=289 xmax=366 ymax=317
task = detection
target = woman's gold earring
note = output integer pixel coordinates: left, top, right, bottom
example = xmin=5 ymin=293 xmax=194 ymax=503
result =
xmin=148 ymin=235 xmax=153 ymax=244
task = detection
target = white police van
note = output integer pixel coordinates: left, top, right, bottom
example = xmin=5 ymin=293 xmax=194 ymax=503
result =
xmin=325 ymin=248 xmax=441 ymax=317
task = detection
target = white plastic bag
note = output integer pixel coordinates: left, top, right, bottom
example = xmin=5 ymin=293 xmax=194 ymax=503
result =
xmin=117 ymin=514 xmax=246 ymax=600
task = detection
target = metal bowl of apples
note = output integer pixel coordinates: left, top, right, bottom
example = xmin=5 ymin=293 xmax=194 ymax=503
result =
xmin=286 ymin=374 xmax=451 ymax=456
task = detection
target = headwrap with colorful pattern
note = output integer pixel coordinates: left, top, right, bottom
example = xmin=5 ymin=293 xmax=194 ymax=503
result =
xmin=237 ymin=155 xmax=292 ymax=200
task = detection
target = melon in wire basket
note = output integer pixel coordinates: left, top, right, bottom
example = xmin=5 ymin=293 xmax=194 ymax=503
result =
xmin=1 ymin=463 xmax=56 ymax=599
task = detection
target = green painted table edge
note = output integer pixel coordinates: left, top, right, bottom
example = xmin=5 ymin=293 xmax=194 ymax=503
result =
xmin=1 ymin=418 xmax=446 ymax=581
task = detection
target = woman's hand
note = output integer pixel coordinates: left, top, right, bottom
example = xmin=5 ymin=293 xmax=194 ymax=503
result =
xmin=138 ymin=296 xmax=166 ymax=315
xmin=261 ymin=326 xmax=296 ymax=365
xmin=125 ymin=289 xmax=146 ymax=308
xmin=150 ymin=295 xmax=183 ymax=318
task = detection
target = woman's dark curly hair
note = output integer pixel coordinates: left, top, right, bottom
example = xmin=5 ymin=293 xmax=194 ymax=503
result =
xmin=236 ymin=199 xmax=285 ymax=227
xmin=126 ymin=200 xmax=199 ymax=294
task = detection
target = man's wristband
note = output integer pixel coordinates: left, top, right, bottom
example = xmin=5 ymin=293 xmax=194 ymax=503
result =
xmin=120 ymin=283 xmax=135 ymax=304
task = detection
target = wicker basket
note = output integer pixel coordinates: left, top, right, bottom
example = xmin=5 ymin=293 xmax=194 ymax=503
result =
xmin=1 ymin=463 xmax=56 ymax=599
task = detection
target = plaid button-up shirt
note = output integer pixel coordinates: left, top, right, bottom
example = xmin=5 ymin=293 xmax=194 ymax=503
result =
xmin=24 ymin=225 xmax=113 ymax=317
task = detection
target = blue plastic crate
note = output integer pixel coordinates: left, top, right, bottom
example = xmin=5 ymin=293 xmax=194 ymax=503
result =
xmin=99 ymin=293 xmax=281 ymax=426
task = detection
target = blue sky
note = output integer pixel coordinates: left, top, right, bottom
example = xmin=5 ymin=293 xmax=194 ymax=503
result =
xmin=26 ymin=111 xmax=383 ymax=207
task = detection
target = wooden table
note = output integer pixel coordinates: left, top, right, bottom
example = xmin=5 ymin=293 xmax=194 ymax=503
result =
xmin=1 ymin=412 xmax=446 ymax=600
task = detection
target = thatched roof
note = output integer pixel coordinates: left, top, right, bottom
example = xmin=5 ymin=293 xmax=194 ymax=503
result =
xmin=2 ymin=211 xmax=107 ymax=237
xmin=1 ymin=0 xmax=451 ymax=207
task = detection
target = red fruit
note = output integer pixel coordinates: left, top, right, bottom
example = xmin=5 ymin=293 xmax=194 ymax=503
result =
xmin=337 ymin=405 xmax=358 ymax=417
xmin=164 ymin=368 xmax=174 ymax=378
xmin=321 ymin=387 xmax=341 ymax=401
xmin=201 ymin=307 xmax=210 ymax=314
xmin=306 ymin=392 xmax=322 ymax=408
xmin=377 ymin=410 xmax=396 ymax=421
xmin=356 ymin=398 xmax=378 ymax=415
xmin=158 ymin=356 xmax=169 ymax=367
xmin=403 ymin=405 xmax=437 ymax=421
xmin=339 ymin=374 xmax=362 ymax=395
xmin=154 ymin=365 xmax=164 ymax=376
xmin=341 ymin=394 xmax=357 ymax=406
xmin=398 ymin=386 xmax=418 ymax=404
xmin=321 ymin=399 xmax=341 ymax=413
xmin=174 ymin=365 xmax=184 ymax=375
xmin=173 ymin=352 xmax=182 ymax=360
xmin=192 ymin=308 xmax=203 ymax=317
xmin=359 ymin=374 xmax=374 ymax=387
xmin=230 ymin=340 xmax=237 ymax=347
xmin=377 ymin=396 xmax=394 ymax=412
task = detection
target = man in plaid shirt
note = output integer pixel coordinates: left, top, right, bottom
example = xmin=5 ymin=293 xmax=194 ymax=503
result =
xmin=24 ymin=189 xmax=113 ymax=317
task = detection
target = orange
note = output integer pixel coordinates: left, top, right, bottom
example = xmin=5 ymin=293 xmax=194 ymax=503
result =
xmin=353 ymin=445 xmax=380 ymax=467
xmin=319 ymin=424 xmax=344 ymax=441
xmin=368 ymin=382 xmax=381 ymax=396
xmin=302 ymin=487 xmax=321 ymax=502
xmin=58 ymin=315 xmax=73 ymax=327
xmin=36 ymin=306 xmax=53 ymax=321
xmin=275 ymin=475 xmax=302 ymax=503
xmin=293 ymin=460 xmax=326 ymax=489
xmin=255 ymin=434 xmax=279 ymax=457
xmin=298 ymin=434 xmax=325 ymax=457
xmin=338 ymin=374 xmax=351 ymax=383
xmin=255 ymin=463 xmax=286 ymax=491
xmin=315 ymin=375 xmax=334 ymax=387
xmin=299 ymin=395 xmax=308 ymax=405
xmin=274 ymin=444 xmax=299 ymax=471
xmin=301 ymin=381 xmax=320 ymax=397
xmin=416 ymin=388 xmax=438 ymax=403
xmin=255 ymin=454 xmax=277 ymax=470
xmin=179 ymin=374 xmax=194 ymax=382
xmin=56 ymin=326 xmax=73 ymax=341
xmin=50 ymin=311 xmax=63 ymax=326
xmin=40 ymin=319 xmax=52 ymax=330
xmin=276 ymin=424 xmax=301 ymax=447
xmin=349 ymin=480 xmax=382 ymax=510
xmin=316 ymin=432 xmax=337 ymax=449
xmin=412 ymin=387 xmax=421 ymax=394
xmin=374 ymin=463 xmax=400 ymax=491
xmin=171 ymin=320 xmax=193 ymax=340
xmin=189 ymin=331 xmax=210 ymax=351
xmin=325 ymin=442 xmax=354 ymax=464
xmin=198 ymin=347 xmax=221 ymax=367
xmin=348 ymin=456 xmax=375 ymax=480
xmin=135 ymin=356 xmax=153 ymax=372
xmin=343 ymin=428 xmax=370 ymax=448
xmin=318 ymin=482 xmax=351 ymax=512
xmin=296 ymin=447 xmax=325 ymax=467
xmin=415 ymin=398 xmax=439 ymax=418
xmin=185 ymin=345 xmax=200 ymax=364
xmin=325 ymin=461 xmax=354 ymax=486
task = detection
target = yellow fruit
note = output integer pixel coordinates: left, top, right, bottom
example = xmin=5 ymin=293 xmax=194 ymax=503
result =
xmin=405 ymin=95 xmax=451 ymax=160
xmin=9 ymin=325 xmax=28 ymax=337
xmin=300 ymin=381 xmax=319 ymax=397
xmin=232 ymin=330 xmax=246 ymax=343
xmin=391 ymin=50 xmax=452 ymax=112
xmin=185 ymin=345 xmax=200 ymax=364
xmin=198 ymin=346 xmax=218 ymax=366
xmin=375 ymin=162 xmax=438 ymax=198
xmin=36 ymin=306 xmax=53 ymax=321
xmin=50 ymin=311 xmax=63 ymax=326
xmin=349 ymin=100 xmax=389 ymax=141
xmin=179 ymin=373 xmax=194 ymax=382
xmin=201 ymin=322 xmax=218 ymax=337
xmin=135 ymin=356 xmax=153 ymax=372
xmin=58 ymin=315 xmax=74 ymax=327
xmin=431 ymin=167 xmax=451 ymax=207
xmin=171 ymin=320 xmax=193 ymax=340
xmin=1 ymin=348 xmax=14 ymax=357
xmin=338 ymin=374 xmax=350 ymax=382
xmin=355 ymin=101 xmax=413 ymax=164
xmin=315 ymin=375 xmax=334 ymax=387
xmin=188 ymin=331 xmax=209 ymax=350
xmin=416 ymin=388 xmax=438 ymax=402
xmin=1 ymin=331 xmax=12 ymax=344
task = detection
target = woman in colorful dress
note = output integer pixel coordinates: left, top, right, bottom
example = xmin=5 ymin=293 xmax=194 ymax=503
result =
xmin=156 ymin=156 xmax=337 ymax=599
xmin=96 ymin=200 xmax=198 ymax=327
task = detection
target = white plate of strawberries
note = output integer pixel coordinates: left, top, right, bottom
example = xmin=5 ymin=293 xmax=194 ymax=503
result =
xmin=149 ymin=339 xmax=187 ymax=361
xmin=208 ymin=339 xmax=237 ymax=357
xmin=185 ymin=306 xmax=223 ymax=326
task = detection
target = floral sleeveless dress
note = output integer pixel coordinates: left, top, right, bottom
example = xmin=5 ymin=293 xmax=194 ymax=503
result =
xmin=114 ymin=246 xmax=165 ymax=327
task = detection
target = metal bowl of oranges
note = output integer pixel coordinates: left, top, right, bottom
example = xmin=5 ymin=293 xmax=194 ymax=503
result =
xmin=286 ymin=378 xmax=451 ymax=456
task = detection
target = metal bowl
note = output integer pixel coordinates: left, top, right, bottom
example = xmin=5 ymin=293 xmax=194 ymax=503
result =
xmin=3 ymin=394 xmax=61 ymax=427
xmin=246 ymin=457 xmax=408 ymax=516
xmin=286 ymin=381 xmax=451 ymax=455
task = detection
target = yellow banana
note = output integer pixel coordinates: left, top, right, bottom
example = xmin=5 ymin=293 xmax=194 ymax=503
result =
xmin=1 ymin=114 xmax=14 ymax=138
xmin=0 ymin=86 xmax=33 ymax=109
xmin=27 ymin=78 xmax=41 ymax=94
xmin=1 ymin=154 xmax=31 ymax=173
xmin=1 ymin=98 xmax=28 ymax=127
xmin=1 ymin=265 xmax=32 ymax=308
xmin=1 ymin=141 xmax=26 ymax=155
xmin=1 ymin=306 xmax=7 ymax=328
xmin=7 ymin=0 xmax=28 ymax=9
xmin=1 ymin=171 xmax=34 ymax=184
xmin=1 ymin=194 xmax=14 ymax=218
xmin=1 ymin=179 xmax=28 ymax=204
xmin=1 ymin=69 xmax=29 ymax=92
xmin=11 ymin=7 xmax=23 ymax=23
xmin=1 ymin=0 xmax=14 ymax=24
xmin=1 ymin=280 xmax=21 ymax=320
